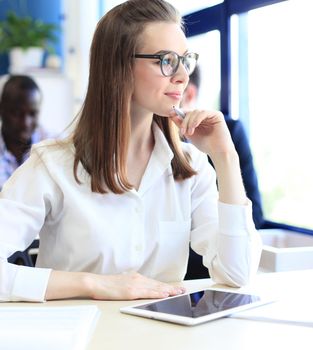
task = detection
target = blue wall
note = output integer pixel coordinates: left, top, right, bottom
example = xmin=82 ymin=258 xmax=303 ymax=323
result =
xmin=0 ymin=0 xmax=64 ymax=74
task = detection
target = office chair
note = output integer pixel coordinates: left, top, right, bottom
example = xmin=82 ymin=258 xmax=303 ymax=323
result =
xmin=184 ymin=247 xmax=210 ymax=280
xmin=7 ymin=239 xmax=39 ymax=267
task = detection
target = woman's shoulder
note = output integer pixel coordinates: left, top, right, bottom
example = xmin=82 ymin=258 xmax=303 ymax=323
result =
xmin=31 ymin=138 xmax=75 ymax=162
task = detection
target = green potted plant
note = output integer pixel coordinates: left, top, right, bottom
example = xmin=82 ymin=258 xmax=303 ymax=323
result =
xmin=0 ymin=12 xmax=59 ymax=73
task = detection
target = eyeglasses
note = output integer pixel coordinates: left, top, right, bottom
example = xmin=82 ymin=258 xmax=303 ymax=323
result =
xmin=133 ymin=51 xmax=199 ymax=77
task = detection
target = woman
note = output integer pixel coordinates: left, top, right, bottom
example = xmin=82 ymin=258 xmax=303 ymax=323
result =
xmin=0 ymin=0 xmax=261 ymax=302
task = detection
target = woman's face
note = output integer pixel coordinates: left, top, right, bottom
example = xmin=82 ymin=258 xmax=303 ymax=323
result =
xmin=132 ymin=21 xmax=189 ymax=117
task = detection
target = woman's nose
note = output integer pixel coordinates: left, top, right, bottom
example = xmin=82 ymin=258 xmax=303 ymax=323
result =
xmin=171 ymin=61 xmax=189 ymax=84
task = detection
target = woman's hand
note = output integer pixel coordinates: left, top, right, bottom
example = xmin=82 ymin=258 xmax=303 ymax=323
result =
xmin=169 ymin=108 xmax=247 ymax=205
xmin=46 ymin=270 xmax=185 ymax=301
xmin=88 ymin=271 xmax=185 ymax=300
xmin=170 ymin=109 xmax=236 ymax=157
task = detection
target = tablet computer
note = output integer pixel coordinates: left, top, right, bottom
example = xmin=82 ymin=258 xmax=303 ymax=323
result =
xmin=120 ymin=288 xmax=272 ymax=326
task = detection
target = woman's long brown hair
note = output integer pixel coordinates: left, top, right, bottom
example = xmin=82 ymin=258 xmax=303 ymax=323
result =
xmin=73 ymin=0 xmax=196 ymax=194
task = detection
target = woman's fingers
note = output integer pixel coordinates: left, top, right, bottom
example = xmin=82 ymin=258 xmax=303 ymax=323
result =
xmin=169 ymin=111 xmax=183 ymax=126
xmin=91 ymin=271 xmax=185 ymax=300
xmin=123 ymin=273 xmax=185 ymax=299
xmin=137 ymin=284 xmax=185 ymax=299
xmin=170 ymin=108 xmax=234 ymax=155
xmin=184 ymin=110 xmax=222 ymax=136
xmin=171 ymin=109 xmax=223 ymax=137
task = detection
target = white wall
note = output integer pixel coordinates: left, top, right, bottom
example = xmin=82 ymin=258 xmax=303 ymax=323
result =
xmin=63 ymin=0 xmax=99 ymax=114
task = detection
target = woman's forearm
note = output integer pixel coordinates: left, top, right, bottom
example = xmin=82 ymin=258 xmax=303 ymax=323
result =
xmin=45 ymin=270 xmax=92 ymax=300
xmin=45 ymin=270 xmax=185 ymax=301
xmin=210 ymin=151 xmax=247 ymax=205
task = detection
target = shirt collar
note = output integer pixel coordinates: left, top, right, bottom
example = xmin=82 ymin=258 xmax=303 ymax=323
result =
xmin=152 ymin=122 xmax=174 ymax=166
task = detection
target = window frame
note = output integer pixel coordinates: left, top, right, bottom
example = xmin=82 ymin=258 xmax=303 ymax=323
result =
xmin=184 ymin=0 xmax=287 ymax=115
xmin=184 ymin=0 xmax=313 ymax=235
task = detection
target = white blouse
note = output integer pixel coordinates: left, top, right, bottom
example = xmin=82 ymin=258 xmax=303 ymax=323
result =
xmin=0 ymin=124 xmax=262 ymax=302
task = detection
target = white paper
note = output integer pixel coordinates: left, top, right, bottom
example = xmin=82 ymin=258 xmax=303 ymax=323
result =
xmin=0 ymin=305 xmax=100 ymax=350
xmin=231 ymin=300 xmax=313 ymax=327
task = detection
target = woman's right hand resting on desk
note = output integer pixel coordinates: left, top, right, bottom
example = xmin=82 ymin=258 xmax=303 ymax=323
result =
xmin=45 ymin=270 xmax=185 ymax=300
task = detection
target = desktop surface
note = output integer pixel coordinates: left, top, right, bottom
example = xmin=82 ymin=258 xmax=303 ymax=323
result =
xmin=1 ymin=270 xmax=312 ymax=350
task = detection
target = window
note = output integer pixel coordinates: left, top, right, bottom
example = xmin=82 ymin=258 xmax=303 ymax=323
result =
xmin=188 ymin=31 xmax=221 ymax=110
xmin=231 ymin=1 xmax=313 ymax=229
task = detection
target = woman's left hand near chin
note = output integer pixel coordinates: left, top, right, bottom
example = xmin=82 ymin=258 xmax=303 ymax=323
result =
xmin=170 ymin=109 xmax=236 ymax=157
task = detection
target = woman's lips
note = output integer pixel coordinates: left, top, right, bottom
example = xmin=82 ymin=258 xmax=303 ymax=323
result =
xmin=164 ymin=92 xmax=182 ymax=100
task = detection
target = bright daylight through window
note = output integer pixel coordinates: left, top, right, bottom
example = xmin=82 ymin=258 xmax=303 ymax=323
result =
xmin=233 ymin=1 xmax=313 ymax=229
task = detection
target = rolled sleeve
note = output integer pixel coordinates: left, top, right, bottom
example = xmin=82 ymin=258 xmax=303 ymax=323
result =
xmin=218 ymin=199 xmax=255 ymax=236
xmin=11 ymin=265 xmax=52 ymax=302
xmin=209 ymin=200 xmax=262 ymax=287
xmin=188 ymin=144 xmax=262 ymax=287
xmin=0 ymin=260 xmax=51 ymax=302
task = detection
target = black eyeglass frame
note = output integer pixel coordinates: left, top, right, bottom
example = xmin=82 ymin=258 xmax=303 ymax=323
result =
xmin=133 ymin=51 xmax=199 ymax=77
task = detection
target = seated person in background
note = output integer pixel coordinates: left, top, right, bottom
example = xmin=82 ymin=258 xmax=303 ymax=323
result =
xmin=182 ymin=66 xmax=264 ymax=228
xmin=182 ymin=66 xmax=264 ymax=279
xmin=0 ymin=75 xmax=49 ymax=190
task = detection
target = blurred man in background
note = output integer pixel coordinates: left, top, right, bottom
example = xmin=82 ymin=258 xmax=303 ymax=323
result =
xmin=0 ymin=75 xmax=50 ymax=190
xmin=182 ymin=66 xmax=264 ymax=279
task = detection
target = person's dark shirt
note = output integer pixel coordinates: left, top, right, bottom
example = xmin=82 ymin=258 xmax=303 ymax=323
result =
xmin=185 ymin=115 xmax=264 ymax=280
xmin=216 ymin=116 xmax=264 ymax=229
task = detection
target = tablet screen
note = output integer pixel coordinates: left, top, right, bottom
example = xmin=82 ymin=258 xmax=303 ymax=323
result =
xmin=134 ymin=290 xmax=260 ymax=318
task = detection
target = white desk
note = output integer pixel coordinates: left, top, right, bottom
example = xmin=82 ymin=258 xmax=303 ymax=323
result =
xmin=1 ymin=270 xmax=313 ymax=350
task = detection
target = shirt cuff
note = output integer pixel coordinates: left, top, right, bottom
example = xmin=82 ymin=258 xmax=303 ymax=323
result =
xmin=11 ymin=266 xmax=52 ymax=302
xmin=218 ymin=199 xmax=255 ymax=236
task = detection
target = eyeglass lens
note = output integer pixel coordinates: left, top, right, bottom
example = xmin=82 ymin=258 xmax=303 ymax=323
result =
xmin=161 ymin=52 xmax=197 ymax=76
